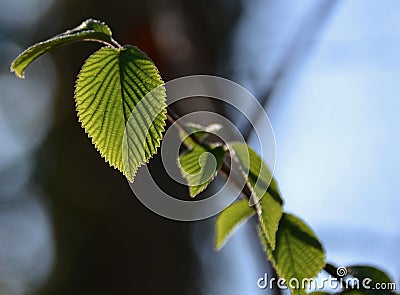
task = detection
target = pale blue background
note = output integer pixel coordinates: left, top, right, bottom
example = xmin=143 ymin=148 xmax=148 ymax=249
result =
xmin=199 ymin=0 xmax=400 ymax=294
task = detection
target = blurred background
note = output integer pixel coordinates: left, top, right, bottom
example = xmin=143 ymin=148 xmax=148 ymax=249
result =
xmin=0 ymin=0 xmax=399 ymax=294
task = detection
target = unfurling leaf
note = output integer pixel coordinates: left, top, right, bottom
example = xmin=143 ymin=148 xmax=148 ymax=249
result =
xmin=11 ymin=19 xmax=115 ymax=78
xmin=185 ymin=122 xmax=222 ymax=140
xmin=179 ymin=144 xmax=225 ymax=197
xmin=230 ymin=142 xmax=283 ymax=249
xmin=215 ymin=199 xmax=255 ymax=250
xmin=178 ymin=122 xmax=223 ymax=149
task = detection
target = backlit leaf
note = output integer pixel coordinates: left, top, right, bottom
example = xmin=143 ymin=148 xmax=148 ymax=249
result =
xmin=260 ymin=213 xmax=326 ymax=295
xmin=179 ymin=144 xmax=225 ymax=197
xmin=230 ymin=142 xmax=283 ymax=249
xmin=215 ymin=198 xmax=255 ymax=250
xmin=75 ymin=46 xmax=166 ymax=182
xmin=11 ymin=19 xmax=115 ymax=78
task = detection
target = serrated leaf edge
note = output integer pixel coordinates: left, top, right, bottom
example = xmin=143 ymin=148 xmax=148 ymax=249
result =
xmin=74 ymin=46 xmax=166 ymax=182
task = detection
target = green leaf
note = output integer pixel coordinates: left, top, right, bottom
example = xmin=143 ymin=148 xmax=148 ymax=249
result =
xmin=259 ymin=213 xmax=326 ymax=295
xmin=75 ymin=46 xmax=166 ymax=182
xmin=230 ymin=142 xmax=283 ymax=249
xmin=308 ymin=292 xmax=332 ymax=295
xmin=347 ymin=265 xmax=393 ymax=284
xmin=215 ymin=199 xmax=255 ymax=250
xmin=179 ymin=144 xmax=225 ymax=197
xmin=346 ymin=265 xmax=396 ymax=295
xmin=11 ymin=19 xmax=116 ymax=78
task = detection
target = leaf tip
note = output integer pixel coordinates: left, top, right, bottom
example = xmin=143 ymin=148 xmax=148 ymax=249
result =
xmin=125 ymin=173 xmax=135 ymax=183
xmin=189 ymin=190 xmax=199 ymax=198
xmin=214 ymin=241 xmax=224 ymax=251
xmin=10 ymin=62 xmax=25 ymax=79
